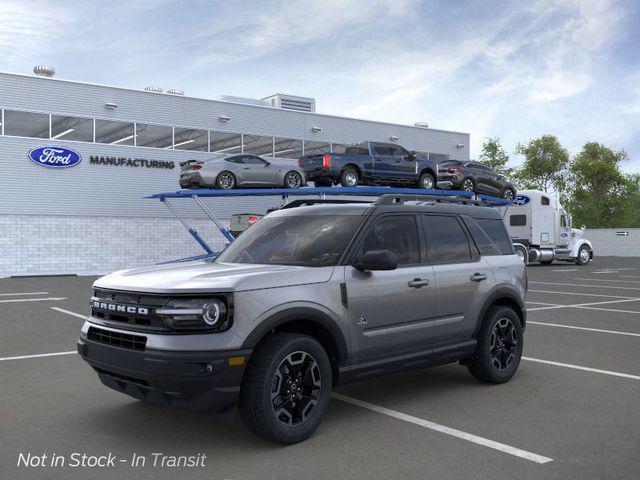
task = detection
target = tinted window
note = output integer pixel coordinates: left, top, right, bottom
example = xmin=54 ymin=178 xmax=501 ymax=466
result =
xmin=4 ymin=110 xmax=49 ymax=138
xmin=225 ymin=156 xmax=244 ymax=164
xmin=345 ymin=147 xmax=369 ymax=156
xmin=423 ymin=215 xmax=471 ymax=263
xmin=136 ymin=123 xmax=172 ymax=148
xmin=210 ymin=131 xmax=242 ymax=154
xmin=331 ymin=143 xmax=348 ymax=154
xmin=304 ymin=140 xmax=331 ymax=156
xmin=541 ymin=196 xmax=550 ymax=206
xmin=174 ymin=127 xmax=208 ymax=151
xmin=51 ymin=115 xmax=93 ymax=142
xmin=361 ymin=215 xmax=420 ymax=265
xmin=373 ymin=144 xmax=393 ymax=156
xmin=95 ymin=119 xmax=134 ymax=145
xmin=216 ymin=215 xmax=362 ymax=267
xmin=469 ymin=218 xmax=513 ymax=255
xmin=510 ymin=215 xmax=527 ymax=226
xmin=243 ymin=155 xmax=267 ymax=165
xmin=243 ymin=135 xmax=273 ymax=156
xmin=274 ymin=138 xmax=303 ymax=158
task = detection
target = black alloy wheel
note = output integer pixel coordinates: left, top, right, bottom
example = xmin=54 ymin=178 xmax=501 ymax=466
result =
xmin=503 ymin=188 xmax=515 ymax=200
xmin=489 ymin=317 xmax=518 ymax=371
xmin=271 ymin=351 xmax=321 ymax=426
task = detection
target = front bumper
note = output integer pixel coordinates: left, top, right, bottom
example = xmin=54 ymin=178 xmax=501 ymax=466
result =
xmin=77 ymin=335 xmax=251 ymax=416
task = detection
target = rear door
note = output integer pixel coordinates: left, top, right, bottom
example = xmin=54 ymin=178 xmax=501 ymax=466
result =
xmin=422 ymin=214 xmax=492 ymax=342
xmin=371 ymin=143 xmax=396 ymax=180
xmin=345 ymin=214 xmax=437 ymax=363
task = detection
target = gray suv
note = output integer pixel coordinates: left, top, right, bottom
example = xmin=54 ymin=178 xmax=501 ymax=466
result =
xmin=78 ymin=194 xmax=526 ymax=444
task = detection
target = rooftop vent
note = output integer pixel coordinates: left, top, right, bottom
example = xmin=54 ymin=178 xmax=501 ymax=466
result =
xmin=167 ymin=88 xmax=185 ymax=96
xmin=219 ymin=95 xmax=270 ymax=107
xmin=33 ymin=65 xmax=55 ymax=77
xmin=144 ymin=85 xmax=163 ymax=93
xmin=414 ymin=122 xmax=429 ymax=128
xmin=262 ymin=94 xmax=316 ymax=112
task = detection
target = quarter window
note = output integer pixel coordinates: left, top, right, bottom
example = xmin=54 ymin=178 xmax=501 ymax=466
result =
xmin=422 ymin=215 xmax=472 ymax=263
xmin=471 ymin=218 xmax=513 ymax=255
xmin=361 ymin=216 xmax=420 ymax=266
xmin=4 ymin=110 xmax=49 ymax=138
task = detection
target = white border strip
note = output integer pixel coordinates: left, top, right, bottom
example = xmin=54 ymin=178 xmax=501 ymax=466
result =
xmin=523 ymin=357 xmax=640 ymax=380
xmin=332 ymin=393 xmax=553 ymax=464
xmin=0 ymin=351 xmax=76 ymax=362
xmin=50 ymin=307 xmax=87 ymax=319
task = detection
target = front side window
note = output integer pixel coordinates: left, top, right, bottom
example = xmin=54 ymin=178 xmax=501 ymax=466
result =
xmin=216 ymin=215 xmax=363 ymax=267
xmin=360 ymin=215 xmax=420 ymax=266
xmin=423 ymin=215 xmax=472 ymax=263
xmin=4 ymin=110 xmax=49 ymax=138
xmin=243 ymin=155 xmax=268 ymax=165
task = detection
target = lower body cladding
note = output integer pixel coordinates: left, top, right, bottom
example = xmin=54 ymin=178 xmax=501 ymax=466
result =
xmin=77 ymin=325 xmax=251 ymax=419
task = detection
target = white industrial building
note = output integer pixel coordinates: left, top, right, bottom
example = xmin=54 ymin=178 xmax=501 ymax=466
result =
xmin=0 ymin=69 xmax=470 ymax=277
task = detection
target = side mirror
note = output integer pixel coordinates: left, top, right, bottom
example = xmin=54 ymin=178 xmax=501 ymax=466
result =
xmin=353 ymin=249 xmax=398 ymax=271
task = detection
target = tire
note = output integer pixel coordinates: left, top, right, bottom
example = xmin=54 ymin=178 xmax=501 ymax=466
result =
xmin=418 ymin=172 xmax=435 ymax=190
xmin=502 ymin=187 xmax=515 ymax=200
xmin=461 ymin=178 xmax=475 ymax=192
xmin=216 ymin=171 xmax=236 ymax=190
xmin=284 ymin=171 xmax=303 ymax=189
xmin=575 ymin=245 xmax=591 ymax=265
xmin=239 ymin=333 xmax=332 ymax=444
xmin=340 ymin=168 xmax=359 ymax=187
xmin=467 ymin=306 xmax=523 ymax=384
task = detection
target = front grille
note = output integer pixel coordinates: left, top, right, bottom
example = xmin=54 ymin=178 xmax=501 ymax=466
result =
xmin=88 ymin=326 xmax=147 ymax=351
xmin=91 ymin=289 xmax=169 ymax=331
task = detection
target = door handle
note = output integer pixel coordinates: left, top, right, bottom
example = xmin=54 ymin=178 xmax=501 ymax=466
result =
xmin=242 ymin=167 xmax=250 ymax=170
xmin=470 ymin=273 xmax=488 ymax=282
xmin=408 ymin=278 xmax=430 ymax=288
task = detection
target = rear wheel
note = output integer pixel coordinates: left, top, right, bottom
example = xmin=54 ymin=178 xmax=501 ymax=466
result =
xmin=418 ymin=172 xmax=435 ymax=190
xmin=502 ymin=187 xmax=515 ymax=200
xmin=216 ymin=171 xmax=236 ymax=190
xmin=284 ymin=171 xmax=303 ymax=189
xmin=467 ymin=306 xmax=523 ymax=384
xmin=576 ymin=245 xmax=591 ymax=265
xmin=462 ymin=178 xmax=475 ymax=192
xmin=340 ymin=168 xmax=359 ymax=187
xmin=239 ymin=333 xmax=332 ymax=444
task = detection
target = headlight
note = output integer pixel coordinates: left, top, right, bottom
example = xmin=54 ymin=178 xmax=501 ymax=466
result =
xmin=157 ymin=297 xmax=230 ymax=332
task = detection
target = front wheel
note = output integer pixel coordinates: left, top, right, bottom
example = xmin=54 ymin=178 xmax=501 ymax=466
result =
xmin=575 ymin=245 xmax=591 ymax=265
xmin=467 ymin=306 xmax=523 ymax=384
xmin=239 ymin=333 xmax=332 ymax=444
xmin=502 ymin=187 xmax=515 ymax=200
xmin=462 ymin=178 xmax=475 ymax=192
xmin=284 ymin=171 xmax=303 ymax=189
xmin=418 ymin=172 xmax=435 ymax=190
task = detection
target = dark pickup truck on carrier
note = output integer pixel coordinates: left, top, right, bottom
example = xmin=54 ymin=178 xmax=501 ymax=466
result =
xmin=299 ymin=141 xmax=441 ymax=189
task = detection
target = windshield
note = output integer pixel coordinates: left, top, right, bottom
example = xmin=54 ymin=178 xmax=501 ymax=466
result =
xmin=215 ymin=215 xmax=363 ymax=267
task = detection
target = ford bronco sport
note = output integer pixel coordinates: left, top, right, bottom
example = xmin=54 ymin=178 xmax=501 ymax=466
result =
xmin=78 ymin=194 xmax=526 ymax=444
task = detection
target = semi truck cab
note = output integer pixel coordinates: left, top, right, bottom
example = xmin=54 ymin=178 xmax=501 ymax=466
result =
xmin=503 ymin=190 xmax=593 ymax=265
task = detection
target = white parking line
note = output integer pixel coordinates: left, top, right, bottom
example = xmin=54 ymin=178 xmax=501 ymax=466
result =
xmin=529 ymin=281 xmax=640 ymax=292
xmin=529 ymin=289 xmax=638 ymax=299
xmin=572 ymin=278 xmax=640 ymax=285
xmin=621 ymin=275 xmax=640 ymax=279
xmin=574 ymin=306 xmax=640 ymax=315
xmin=0 ymin=351 xmax=76 ymax=362
xmin=552 ymin=269 xmax=578 ymax=272
xmin=525 ymin=301 xmax=561 ymax=306
xmin=523 ymin=357 xmax=640 ymax=381
xmin=332 ymin=393 xmax=553 ymax=464
xmin=0 ymin=297 xmax=67 ymax=304
xmin=527 ymin=297 xmax=640 ymax=312
xmin=528 ymin=321 xmax=640 ymax=337
xmin=50 ymin=307 xmax=87 ymax=319
xmin=0 ymin=291 xmax=49 ymax=296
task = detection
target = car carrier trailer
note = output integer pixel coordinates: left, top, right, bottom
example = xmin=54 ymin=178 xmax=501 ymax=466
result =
xmin=146 ymin=186 xmax=511 ymax=260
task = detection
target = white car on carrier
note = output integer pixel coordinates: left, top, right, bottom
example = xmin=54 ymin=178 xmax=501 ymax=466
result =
xmin=501 ymin=190 xmax=593 ymax=266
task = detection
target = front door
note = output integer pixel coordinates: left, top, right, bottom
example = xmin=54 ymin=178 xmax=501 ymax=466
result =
xmin=345 ymin=214 xmax=437 ymax=363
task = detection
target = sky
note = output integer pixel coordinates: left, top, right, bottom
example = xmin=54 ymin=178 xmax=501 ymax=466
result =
xmin=1 ymin=0 xmax=639 ymax=172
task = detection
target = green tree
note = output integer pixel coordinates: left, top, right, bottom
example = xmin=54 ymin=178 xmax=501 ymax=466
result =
xmin=514 ymin=135 xmax=569 ymax=192
xmin=478 ymin=137 xmax=513 ymax=177
xmin=565 ymin=142 xmax=635 ymax=228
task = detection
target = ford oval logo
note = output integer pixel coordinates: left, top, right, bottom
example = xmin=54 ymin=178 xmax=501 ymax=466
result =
xmin=28 ymin=146 xmax=82 ymax=168
xmin=514 ymin=195 xmax=530 ymax=206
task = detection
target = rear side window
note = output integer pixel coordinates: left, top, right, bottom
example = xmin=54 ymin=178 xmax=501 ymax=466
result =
xmin=422 ymin=215 xmax=471 ymax=263
xmin=345 ymin=147 xmax=369 ymax=156
xmin=510 ymin=215 xmax=526 ymax=226
xmin=471 ymin=218 xmax=513 ymax=255
xmin=361 ymin=215 xmax=420 ymax=265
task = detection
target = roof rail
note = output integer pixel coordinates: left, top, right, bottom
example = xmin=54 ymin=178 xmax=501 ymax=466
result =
xmin=280 ymin=199 xmax=373 ymax=209
xmin=375 ymin=193 xmax=484 ymax=206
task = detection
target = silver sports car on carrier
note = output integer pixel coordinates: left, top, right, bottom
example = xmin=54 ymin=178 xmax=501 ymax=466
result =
xmin=179 ymin=154 xmax=307 ymax=190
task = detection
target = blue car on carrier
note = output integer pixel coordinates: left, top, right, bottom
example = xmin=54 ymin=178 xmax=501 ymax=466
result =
xmin=298 ymin=141 xmax=441 ymax=189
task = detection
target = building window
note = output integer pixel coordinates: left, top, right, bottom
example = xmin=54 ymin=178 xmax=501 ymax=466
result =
xmin=303 ymin=140 xmax=331 ymax=156
xmin=51 ymin=115 xmax=93 ymax=142
xmin=173 ymin=127 xmax=208 ymax=151
xmin=429 ymin=153 xmax=450 ymax=163
xmin=274 ymin=137 xmax=303 ymax=159
xmin=95 ymin=119 xmax=135 ymax=145
xmin=243 ymin=134 xmax=274 ymax=156
xmin=135 ymin=123 xmax=172 ymax=149
xmin=3 ymin=110 xmax=49 ymax=138
xmin=210 ymin=131 xmax=242 ymax=154
xmin=331 ymin=143 xmax=348 ymax=154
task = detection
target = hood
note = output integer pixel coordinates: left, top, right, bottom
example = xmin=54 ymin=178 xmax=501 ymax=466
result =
xmin=93 ymin=261 xmax=334 ymax=294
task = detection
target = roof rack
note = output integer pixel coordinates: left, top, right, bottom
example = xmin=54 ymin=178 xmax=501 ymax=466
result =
xmin=375 ymin=193 xmax=485 ymax=206
xmin=280 ymin=198 xmax=373 ymax=209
